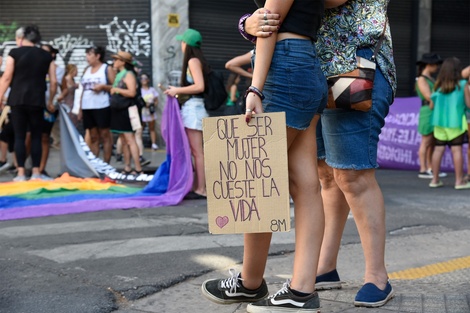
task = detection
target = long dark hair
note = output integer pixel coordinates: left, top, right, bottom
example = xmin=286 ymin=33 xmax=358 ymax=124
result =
xmin=434 ymin=57 xmax=462 ymax=94
xmin=180 ymin=45 xmax=210 ymax=88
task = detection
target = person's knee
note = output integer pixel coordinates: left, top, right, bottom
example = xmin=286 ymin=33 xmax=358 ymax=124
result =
xmin=334 ymin=169 xmax=375 ymax=194
xmin=318 ymin=161 xmax=336 ymax=189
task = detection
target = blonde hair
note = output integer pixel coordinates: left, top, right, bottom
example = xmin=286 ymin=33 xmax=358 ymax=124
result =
xmin=61 ymin=64 xmax=78 ymax=90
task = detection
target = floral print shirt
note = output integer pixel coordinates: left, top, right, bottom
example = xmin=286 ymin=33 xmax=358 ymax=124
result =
xmin=317 ymin=0 xmax=397 ymax=95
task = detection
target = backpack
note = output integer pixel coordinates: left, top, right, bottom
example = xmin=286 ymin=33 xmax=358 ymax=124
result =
xmin=203 ymin=70 xmax=228 ymax=111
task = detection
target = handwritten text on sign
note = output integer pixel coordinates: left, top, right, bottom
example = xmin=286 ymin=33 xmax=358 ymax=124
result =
xmin=203 ymin=113 xmax=290 ymax=234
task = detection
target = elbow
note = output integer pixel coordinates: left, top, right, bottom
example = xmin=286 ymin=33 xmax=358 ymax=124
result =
xmin=225 ymin=62 xmax=233 ymax=71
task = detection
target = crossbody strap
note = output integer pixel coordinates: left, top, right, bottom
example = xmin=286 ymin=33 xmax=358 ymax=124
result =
xmin=372 ymin=17 xmax=388 ymax=61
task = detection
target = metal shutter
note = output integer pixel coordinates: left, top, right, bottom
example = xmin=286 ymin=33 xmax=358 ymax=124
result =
xmin=188 ymin=0 xmax=257 ymax=74
xmin=388 ymin=1 xmax=418 ymax=97
xmin=431 ymin=1 xmax=470 ymax=66
xmin=0 ymin=1 xmax=152 ymax=77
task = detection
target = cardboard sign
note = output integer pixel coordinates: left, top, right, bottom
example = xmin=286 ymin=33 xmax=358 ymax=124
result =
xmin=203 ymin=112 xmax=290 ymax=234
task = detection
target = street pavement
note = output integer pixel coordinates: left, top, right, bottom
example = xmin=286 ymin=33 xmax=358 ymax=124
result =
xmin=1 ymin=147 xmax=470 ymax=313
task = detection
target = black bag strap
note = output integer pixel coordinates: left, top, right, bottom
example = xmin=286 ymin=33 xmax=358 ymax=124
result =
xmin=372 ymin=17 xmax=388 ymax=61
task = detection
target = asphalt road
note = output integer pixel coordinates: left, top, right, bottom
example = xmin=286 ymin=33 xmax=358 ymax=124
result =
xmin=1 ymin=168 xmax=470 ymax=313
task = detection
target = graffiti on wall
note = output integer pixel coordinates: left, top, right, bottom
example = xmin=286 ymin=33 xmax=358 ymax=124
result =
xmin=99 ymin=17 xmax=151 ymax=57
xmin=0 ymin=17 xmax=150 ymax=77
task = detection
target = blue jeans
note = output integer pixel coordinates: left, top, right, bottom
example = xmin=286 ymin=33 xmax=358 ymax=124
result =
xmin=258 ymin=39 xmax=327 ymax=130
xmin=317 ymin=48 xmax=394 ymax=170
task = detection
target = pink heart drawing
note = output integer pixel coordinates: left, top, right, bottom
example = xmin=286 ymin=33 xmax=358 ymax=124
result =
xmin=216 ymin=216 xmax=229 ymax=229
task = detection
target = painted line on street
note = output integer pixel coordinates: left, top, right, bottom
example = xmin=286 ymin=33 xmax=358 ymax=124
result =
xmin=389 ymin=255 xmax=470 ymax=280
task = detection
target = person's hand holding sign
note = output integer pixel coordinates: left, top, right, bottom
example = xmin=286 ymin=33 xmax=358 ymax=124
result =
xmin=244 ymin=85 xmax=264 ymax=123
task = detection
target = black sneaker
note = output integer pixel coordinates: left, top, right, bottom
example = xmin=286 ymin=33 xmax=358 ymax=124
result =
xmin=139 ymin=156 xmax=151 ymax=166
xmin=201 ymin=269 xmax=269 ymax=304
xmin=0 ymin=161 xmax=11 ymax=173
xmin=116 ymin=154 xmax=123 ymax=163
xmin=247 ymin=281 xmax=320 ymax=313
xmin=315 ymin=269 xmax=342 ymax=290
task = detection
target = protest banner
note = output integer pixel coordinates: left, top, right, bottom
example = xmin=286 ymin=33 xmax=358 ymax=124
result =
xmin=203 ymin=112 xmax=290 ymax=234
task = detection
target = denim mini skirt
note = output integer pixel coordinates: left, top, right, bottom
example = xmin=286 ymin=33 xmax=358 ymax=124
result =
xmin=317 ymin=48 xmax=394 ymax=170
xmin=260 ymin=39 xmax=327 ymax=130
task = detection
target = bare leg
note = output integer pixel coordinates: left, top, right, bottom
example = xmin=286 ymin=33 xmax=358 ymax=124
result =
xmin=467 ymin=125 xmax=470 ymax=177
xmin=419 ymin=134 xmax=434 ymax=172
xmin=241 ymin=232 xmax=272 ymax=290
xmin=451 ymin=145 xmax=464 ymax=186
xmin=87 ymin=127 xmax=100 ymax=157
xmin=39 ymin=133 xmax=50 ymax=173
xmin=123 ymin=132 xmax=142 ymax=172
xmin=121 ymin=135 xmax=131 ymax=172
xmin=317 ymin=159 xmax=350 ymax=275
xmin=242 ymin=116 xmax=324 ymax=293
xmin=99 ymin=128 xmax=112 ymax=164
xmin=185 ymin=128 xmax=206 ymax=195
xmin=0 ymin=141 xmax=8 ymax=162
xmin=148 ymin=120 xmax=157 ymax=147
xmin=430 ymin=145 xmax=445 ymax=185
xmin=334 ymin=168 xmax=388 ymax=290
xmin=287 ymin=116 xmax=324 ymax=293
xmin=135 ymin=127 xmax=144 ymax=156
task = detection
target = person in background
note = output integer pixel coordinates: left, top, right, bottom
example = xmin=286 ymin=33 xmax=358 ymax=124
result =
xmin=0 ymin=74 xmax=15 ymax=174
xmin=38 ymin=44 xmax=62 ymax=179
xmin=139 ymin=73 xmax=159 ymax=151
xmin=41 ymin=44 xmax=64 ymax=150
xmin=243 ymin=0 xmax=396 ymax=308
xmin=415 ymin=53 xmax=446 ymax=179
xmin=0 ymin=25 xmax=56 ymax=181
xmin=429 ymin=57 xmax=470 ymax=189
xmin=110 ymin=51 xmax=143 ymax=175
xmin=223 ymin=73 xmax=241 ymax=116
xmin=225 ymin=51 xmax=254 ymax=114
xmin=225 ymin=50 xmax=253 ymax=79
xmin=79 ymin=46 xmax=115 ymax=163
xmin=461 ymin=65 xmax=470 ymax=181
xmin=57 ymin=64 xmax=79 ymax=127
xmin=164 ymin=28 xmax=209 ymax=200
xmin=202 ymin=1 xmax=328 ymax=311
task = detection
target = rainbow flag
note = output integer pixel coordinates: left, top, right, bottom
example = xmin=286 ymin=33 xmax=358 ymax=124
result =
xmin=0 ymin=96 xmax=193 ymax=220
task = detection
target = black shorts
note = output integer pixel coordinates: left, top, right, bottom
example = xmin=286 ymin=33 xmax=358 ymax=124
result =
xmin=42 ymin=109 xmax=59 ymax=135
xmin=0 ymin=118 xmax=15 ymax=153
xmin=435 ymin=132 xmax=466 ymax=146
xmin=82 ymin=107 xmax=111 ymax=130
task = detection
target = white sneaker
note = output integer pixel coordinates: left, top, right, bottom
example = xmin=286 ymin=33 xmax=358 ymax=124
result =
xmin=426 ymin=169 xmax=447 ymax=178
xmin=13 ymin=175 xmax=27 ymax=182
xmin=151 ymin=143 xmax=159 ymax=150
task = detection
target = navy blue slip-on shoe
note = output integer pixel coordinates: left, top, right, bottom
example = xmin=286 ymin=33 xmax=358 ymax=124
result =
xmin=354 ymin=281 xmax=395 ymax=307
xmin=315 ymin=269 xmax=342 ymax=290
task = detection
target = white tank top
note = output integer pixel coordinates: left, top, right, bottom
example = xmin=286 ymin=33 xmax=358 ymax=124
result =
xmin=81 ymin=63 xmax=110 ymax=110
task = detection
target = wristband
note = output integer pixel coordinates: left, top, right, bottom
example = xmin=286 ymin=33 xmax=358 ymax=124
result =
xmin=245 ymin=86 xmax=265 ymax=100
xmin=238 ymin=14 xmax=257 ymax=44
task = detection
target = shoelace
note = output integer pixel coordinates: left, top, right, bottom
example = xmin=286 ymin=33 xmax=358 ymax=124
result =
xmin=269 ymin=280 xmax=291 ymax=299
xmin=219 ymin=269 xmax=241 ymax=294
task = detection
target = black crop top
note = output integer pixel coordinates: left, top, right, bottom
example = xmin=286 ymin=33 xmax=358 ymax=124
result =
xmin=255 ymin=0 xmax=324 ymax=41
